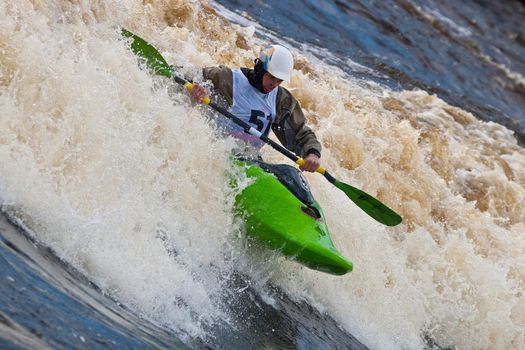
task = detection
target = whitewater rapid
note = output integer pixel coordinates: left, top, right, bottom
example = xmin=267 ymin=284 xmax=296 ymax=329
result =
xmin=1 ymin=1 xmax=524 ymax=349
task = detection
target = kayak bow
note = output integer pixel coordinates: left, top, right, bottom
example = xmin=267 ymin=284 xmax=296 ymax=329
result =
xmin=234 ymin=159 xmax=353 ymax=275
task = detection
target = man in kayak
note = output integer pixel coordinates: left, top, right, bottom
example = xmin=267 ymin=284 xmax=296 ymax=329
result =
xmin=189 ymin=44 xmax=322 ymax=173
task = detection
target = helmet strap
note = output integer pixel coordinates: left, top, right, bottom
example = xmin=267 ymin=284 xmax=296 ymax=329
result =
xmin=242 ymin=59 xmax=267 ymax=94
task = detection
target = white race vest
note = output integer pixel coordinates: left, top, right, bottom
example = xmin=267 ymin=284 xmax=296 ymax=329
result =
xmin=217 ymin=69 xmax=278 ymax=148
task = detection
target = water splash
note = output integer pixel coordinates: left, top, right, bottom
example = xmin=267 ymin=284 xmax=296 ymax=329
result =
xmin=1 ymin=0 xmax=524 ymax=349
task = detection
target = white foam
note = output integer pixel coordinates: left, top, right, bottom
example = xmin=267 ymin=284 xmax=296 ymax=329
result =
xmin=1 ymin=1 xmax=525 ymax=349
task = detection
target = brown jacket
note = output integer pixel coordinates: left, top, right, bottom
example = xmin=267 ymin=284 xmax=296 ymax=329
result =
xmin=203 ymin=66 xmax=321 ymax=158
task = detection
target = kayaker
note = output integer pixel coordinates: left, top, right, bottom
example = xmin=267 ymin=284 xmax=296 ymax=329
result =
xmin=189 ymin=44 xmax=322 ymax=173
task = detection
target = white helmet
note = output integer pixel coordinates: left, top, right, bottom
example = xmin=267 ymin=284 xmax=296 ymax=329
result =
xmin=259 ymin=44 xmax=294 ymax=82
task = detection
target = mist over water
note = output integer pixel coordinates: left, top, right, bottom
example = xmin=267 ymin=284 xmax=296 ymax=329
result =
xmin=1 ymin=0 xmax=525 ymax=349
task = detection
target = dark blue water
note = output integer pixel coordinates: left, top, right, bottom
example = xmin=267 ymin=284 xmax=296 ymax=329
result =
xmin=214 ymin=0 xmax=525 ymax=144
xmin=0 ymin=213 xmax=368 ymax=349
xmin=0 ymin=214 xmax=189 ymax=350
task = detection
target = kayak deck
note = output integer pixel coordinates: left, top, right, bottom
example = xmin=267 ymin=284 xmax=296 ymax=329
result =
xmin=234 ymin=160 xmax=353 ymax=275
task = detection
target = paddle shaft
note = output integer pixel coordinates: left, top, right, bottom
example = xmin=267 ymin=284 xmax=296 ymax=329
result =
xmin=177 ymin=76 xmax=336 ymax=181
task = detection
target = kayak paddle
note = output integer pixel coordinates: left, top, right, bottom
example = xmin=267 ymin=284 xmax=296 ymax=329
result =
xmin=121 ymin=28 xmax=402 ymax=226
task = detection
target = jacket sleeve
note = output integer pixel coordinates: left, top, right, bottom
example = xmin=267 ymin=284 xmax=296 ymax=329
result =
xmin=202 ymin=66 xmax=234 ymax=106
xmin=273 ymin=87 xmax=322 ymax=158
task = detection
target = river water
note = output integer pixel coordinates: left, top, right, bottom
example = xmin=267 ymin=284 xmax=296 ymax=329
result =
xmin=1 ymin=0 xmax=524 ymax=349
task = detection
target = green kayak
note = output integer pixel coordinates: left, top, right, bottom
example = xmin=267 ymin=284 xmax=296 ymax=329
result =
xmin=233 ymin=159 xmax=353 ymax=275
